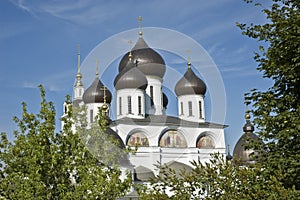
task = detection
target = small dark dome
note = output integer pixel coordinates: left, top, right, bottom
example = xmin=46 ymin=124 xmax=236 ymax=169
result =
xmin=175 ymin=67 xmax=206 ymax=96
xmin=119 ymin=37 xmax=166 ymax=78
xmin=106 ymin=127 xmax=125 ymax=149
xmin=226 ymin=153 xmax=233 ymax=161
xmin=233 ymin=132 xmax=261 ymax=164
xmin=82 ymin=78 xmax=112 ymax=104
xmin=163 ymin=92 xmax=168 ymax=108
xmin=243 ymin=113 xmax=255 ymax=132
xmin=114 ymin=59 xmax=148 ymax=90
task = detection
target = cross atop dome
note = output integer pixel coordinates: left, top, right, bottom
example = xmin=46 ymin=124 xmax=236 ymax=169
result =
xmin=138 ymin=16 xmax=143 ymax=37
xmin=187 ymin=49 xmax=191 ymax=68
xmin=128 ymin=40 xmax=133 ymax=61
xmin=95 ymin=59 xmax=99 ymax=78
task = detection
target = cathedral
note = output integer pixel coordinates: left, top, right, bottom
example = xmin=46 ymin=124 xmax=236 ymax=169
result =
xmin=62 ymin=19 xmax=228 ymax=182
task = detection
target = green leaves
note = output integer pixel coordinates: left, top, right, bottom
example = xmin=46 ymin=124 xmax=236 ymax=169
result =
xmin=138 ymin=153 xmax=300 ymax=199
xmin=0 ymin=86 xmax=132 ymax=199
xmin=238 ymin=0 xmax=300 ymax=190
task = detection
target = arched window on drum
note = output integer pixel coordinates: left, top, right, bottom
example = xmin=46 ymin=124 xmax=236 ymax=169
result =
xmin=159 ymin=130 xmax=187 ymax=148
xmin=127 ymin=132 xmax=149 ymax=147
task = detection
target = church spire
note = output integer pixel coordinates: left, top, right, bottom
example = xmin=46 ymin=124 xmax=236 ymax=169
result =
xmin=75 ymin=44 xmax=83 ymax=87
xmin=138 ymin=16 xmax=143 ymax=38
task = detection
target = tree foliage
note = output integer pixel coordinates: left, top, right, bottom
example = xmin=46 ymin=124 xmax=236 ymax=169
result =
xmin=237 ymin=0 xmax=300 ymax=189
xmin=139 ymin=1 xmax=300 ymax=199
xmin=137 ymin=154 xmax=299 ymax=199
xmin=0 ymin=85 xmax=132 ymax=199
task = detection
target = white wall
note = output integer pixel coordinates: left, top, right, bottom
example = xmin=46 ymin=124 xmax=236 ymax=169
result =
xmin=178 ymin=94 xmax=205 ymax=123
xmin=145 ymin=76 xmax=163 ymax=115
xmin=116 ymin=88 xmax=145 ymax=119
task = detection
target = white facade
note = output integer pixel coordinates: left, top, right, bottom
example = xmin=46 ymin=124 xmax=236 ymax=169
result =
xmin=116 ymin=88 xmax=146 ymax=119
xmin=112 ymin=122 xmax=226 ymax=175
xmin=178 ymin=94 xmax=205 ymax=123
xmin=145 ymin=76 xmax=163 ymax=115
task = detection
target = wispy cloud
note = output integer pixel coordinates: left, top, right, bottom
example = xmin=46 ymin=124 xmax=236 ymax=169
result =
xmin=21 ymin=69 xmax=74 ymax=92
xmin=9 ymin=0 xmax=124 ymax=25
xmin=9 ymin=0 xmax=38 ymax=18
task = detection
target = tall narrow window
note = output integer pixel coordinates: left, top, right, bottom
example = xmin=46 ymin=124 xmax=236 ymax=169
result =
xmin=138 ymin=96 xmax=142 ymax=115
xmin=180 ymin=102 xmax=184 ymax=115
xmin=90 ymin=109 xmax=94 ymax=123
xmin=199 ymin=101 xmax=202 ymax=119
xmin=188 ymin=101 xmax=193 ymax=116
xmin=128 ymin=96 xmax=132 ymax=114
xmin=150 ymin=86 xmax=154 ymax=106
xmin=119 ymin=97 xmax=122 ymax=115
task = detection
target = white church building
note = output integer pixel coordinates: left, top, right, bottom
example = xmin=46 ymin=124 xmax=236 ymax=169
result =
xmin=63 ymin=22 xmax=227 ymax=182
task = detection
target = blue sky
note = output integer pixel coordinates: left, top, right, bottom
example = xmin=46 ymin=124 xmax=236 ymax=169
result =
xmin=0 ymin=0 xmax=272 ymax=153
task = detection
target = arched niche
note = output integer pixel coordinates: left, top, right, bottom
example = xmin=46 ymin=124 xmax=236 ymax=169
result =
xmin=127 ymin=131 xmax=149 ymax=147
xmin=159 ymin=129 xmax=187 ymax=148
xmin=196 ymin=134 xmax=215 ymax=149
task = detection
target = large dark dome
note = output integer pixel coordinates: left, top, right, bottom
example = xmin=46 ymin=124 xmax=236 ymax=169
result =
xmin=175 ymin=67 xmax=206 ymax=96
xmin=118 ymin=37 xmax=166 ymax=78
xmin=114 ymin=59 xmax=148 ymax=90
xmin=233 ymin=132 xmax=261 ymax=164
xmin=106 ymin=127 xmax=125 ymax=149
xmin=82 ymin=78 xmax=112 ymax=104
xmin=233 ymin=113 xmax=262 ymax=165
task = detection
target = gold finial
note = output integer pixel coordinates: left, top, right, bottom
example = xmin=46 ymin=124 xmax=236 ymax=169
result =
xmin=128 ymin=40 xmax=133 ymax=61
xmin=244 ymin=100 xmax=251 ymax=120
xmin=245 ymin=110 xmax=251 ymax=121
xmin=95 ymin=59 xmax=99 ymax=78
xmin=75 ymin=44 xmax=83 ymax=86
xmin=138 ymin=16 xmax=143 ymax=37
xmin=187 ymin=49 xmax=191 ymax=68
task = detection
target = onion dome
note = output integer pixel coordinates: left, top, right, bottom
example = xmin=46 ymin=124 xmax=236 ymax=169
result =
xmin=226 ymin=145 xmax=233 ymax=161
xmin=175 ymin=64 xmax=206 ymax=96
xmin=118 ymin=37 xmax=166 ymax=78
xmin=106 ymin=127 xmax=125 ymax=149
xmin=233 ymin=132 xmax=260 ymax=164
xmin=163 ymin=92 xmax=168 ymax=108
xmin=114 ymin=57 xmax=148 ymax=90
xmin=82 ymin=78 xmax=112 ymax=104
xmin=233 ymin=112 xmax=261 ymax=165
xmin=105 ymin=128 xmax=131 ymax=167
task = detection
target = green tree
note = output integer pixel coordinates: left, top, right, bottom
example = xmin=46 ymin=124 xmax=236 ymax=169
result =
xmin=237 ymin=0 xmax=300 ymax=189
xmin=0 ymin=85 xmax=132 ymax=199
xmin=137 ymin=154 xmax=299 ymax=199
